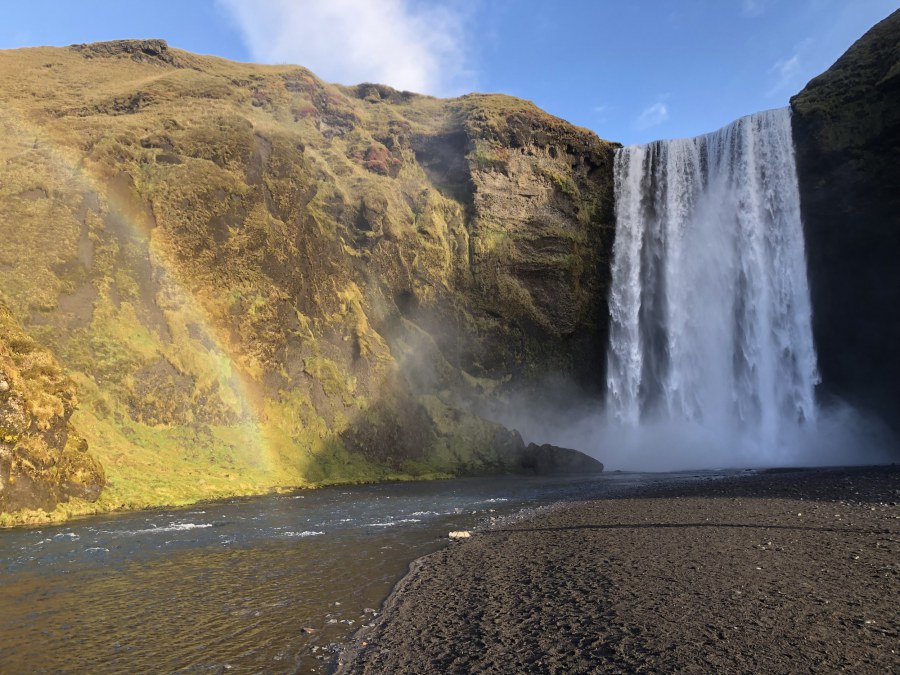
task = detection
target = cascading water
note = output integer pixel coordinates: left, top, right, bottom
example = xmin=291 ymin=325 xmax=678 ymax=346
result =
xmin=606 ymin=107 xmax=819 ymax=465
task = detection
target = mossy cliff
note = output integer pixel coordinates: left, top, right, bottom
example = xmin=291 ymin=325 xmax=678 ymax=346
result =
xmin=791 ymin=10 xmax=900 ymax=432
xmin=0 ymin=303 xmax=105 ymax=521
xmin=0 ymin=40 xmax=615 ymax=523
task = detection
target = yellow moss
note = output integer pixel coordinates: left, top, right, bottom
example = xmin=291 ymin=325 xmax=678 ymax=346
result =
xmin=303 ymin=355 xmax=355 ymax=401
xmin=538 ymin=166 xmax=580 ymax=198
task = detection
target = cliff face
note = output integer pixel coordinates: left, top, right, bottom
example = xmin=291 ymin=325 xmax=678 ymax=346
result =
xmin=790 ymin=10 xmax=900 ymax=432
xmin=0 ymin=40 xmax=615 ymax=519
xmin=0 ymin=303 xmax=104 ymax=517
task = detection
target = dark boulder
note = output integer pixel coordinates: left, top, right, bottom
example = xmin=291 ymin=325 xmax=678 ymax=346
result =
xmin=519 ymin=442 xmax=603 ymax=475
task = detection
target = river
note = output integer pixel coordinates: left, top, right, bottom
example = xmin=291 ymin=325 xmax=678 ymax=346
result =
xmin=0 ymin=471 xmax=729 ymax=673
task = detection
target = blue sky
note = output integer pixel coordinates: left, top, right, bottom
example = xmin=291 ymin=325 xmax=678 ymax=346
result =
xmin=1 ymin=0 xmax=897 ymax=145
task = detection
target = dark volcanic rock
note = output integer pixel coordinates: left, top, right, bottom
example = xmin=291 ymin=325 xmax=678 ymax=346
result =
xmin=71 ymin=39 xmax=179 ymax=66
xmin=459 ymin=96 xmax=618 ymax=394
xmin=519 ymin=442 xmax=603 ymax=475
xmin=790 ymin=9 xmax=900 ymax=437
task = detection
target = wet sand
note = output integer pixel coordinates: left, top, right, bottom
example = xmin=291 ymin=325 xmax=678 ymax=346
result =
xmin=337 ymin=466 xmax=899 ymax=673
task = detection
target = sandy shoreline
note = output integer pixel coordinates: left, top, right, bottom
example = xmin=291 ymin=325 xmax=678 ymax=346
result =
xmin=336 ymin=465 xmax=899 ymax=673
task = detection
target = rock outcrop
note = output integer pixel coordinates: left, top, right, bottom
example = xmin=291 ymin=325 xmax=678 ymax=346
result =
xmin=71 ymin=38 xmax=180 ymax=67
xmin=791 ymin=10 xmax=900 ymax=432
xmin=520 ymin=443 xmax=604 ymax=475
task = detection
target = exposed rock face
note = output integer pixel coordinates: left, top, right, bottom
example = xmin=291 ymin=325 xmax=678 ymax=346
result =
xmin=520 ymin=443 xmax=604 ymax=475
xmin=0 ymin=40 xmax=615 ymax=516
xmin=462 ymin=98 xmax=616 ymax=387
xmin=790 ymin=10 xmax=900 ymax=433
xmin=71 ymin=39 xmax=179 ymax=67
xmin=0 ymin=304 xmax=105 ymax=513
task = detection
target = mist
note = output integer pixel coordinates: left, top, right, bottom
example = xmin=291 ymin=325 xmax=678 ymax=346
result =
xmin=495 ymin=384 xmax=897 ymax=472
xmin=392 ymin=106 xmax=900 ymax=475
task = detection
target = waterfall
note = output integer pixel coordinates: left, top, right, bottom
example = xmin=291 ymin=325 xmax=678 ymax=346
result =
xmin=606 ymin=108 xmax=819 ymax=462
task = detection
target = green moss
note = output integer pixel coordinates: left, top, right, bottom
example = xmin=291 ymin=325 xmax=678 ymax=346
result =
xmin=418 ymin=394 xmax=511 ymax=473
xmin=399 ymin=458 xmax=454 ymax=479
xmin=303 ymin=355 xmax=355 ymax=401
xmin=74 ymin=405 xmax=277 ymax=511
xmin=539 ymin=166 xmax=579 ymax=198
xmin=470 ymin=144 xmax=508 ymax=172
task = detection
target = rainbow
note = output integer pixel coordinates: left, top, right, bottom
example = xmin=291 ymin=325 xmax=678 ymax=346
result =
xmin=0 ymin=103 xmax=277 ymax=476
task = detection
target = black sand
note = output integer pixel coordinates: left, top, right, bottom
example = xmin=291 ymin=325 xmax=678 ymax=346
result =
xmin=337 ymin=466 xmax=899 ymax=673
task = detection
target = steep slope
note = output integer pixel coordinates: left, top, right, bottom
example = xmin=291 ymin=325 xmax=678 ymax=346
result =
xmin=791 ymin=10 xmax=900 ymax=432
xmin=0 ymin=302 xmax=104 ymax=522
xmin=0 ymin=40 xmax=615 ymax=520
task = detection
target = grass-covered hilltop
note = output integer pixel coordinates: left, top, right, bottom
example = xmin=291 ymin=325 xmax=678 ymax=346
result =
xmin=1 ymin=9 xmax=898 ymax=526
xmin=0 ymin=39 xmax=615 ymax=524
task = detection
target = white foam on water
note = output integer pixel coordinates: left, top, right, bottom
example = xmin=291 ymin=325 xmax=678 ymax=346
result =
xmin=283 ymin=530 xmax=324 ymax=538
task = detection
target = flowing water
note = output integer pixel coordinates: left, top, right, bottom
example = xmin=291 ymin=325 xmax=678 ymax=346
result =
xmin=606 ymin=107 xmax=819 ymax=465
xmin=0 ymin=471 xmax=718 ymax=673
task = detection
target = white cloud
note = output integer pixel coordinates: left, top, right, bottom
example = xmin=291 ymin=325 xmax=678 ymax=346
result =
xmin=217 ymin=0 xmax=472 ymax=96
xmin=767 ymin=55 xmax=801 ymax=96
xmin=634 ymin=101 xmax=669 ymax=130
xmin=766 ymin=39 xmax=812 ymax=97
xmin=742 ymin=0 xmax=764 ymax=17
